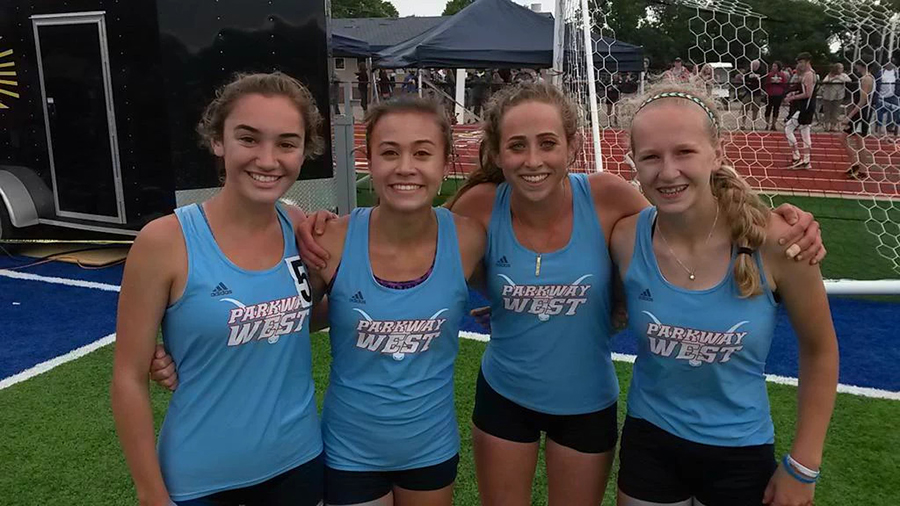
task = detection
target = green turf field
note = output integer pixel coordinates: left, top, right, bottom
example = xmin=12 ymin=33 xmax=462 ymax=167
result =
xmin=1 ymin=334 xmax=898 ymax=505
xmin=357 ymin=173 xmax=900 ymax=280
xmin=3 ymin=183 xmax=898 ymax=504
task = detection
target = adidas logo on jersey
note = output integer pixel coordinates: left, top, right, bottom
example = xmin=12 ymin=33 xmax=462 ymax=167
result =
xmin=638 ymin=288 xmax=653 ymax=302
xmin=495 ymin=255 xmax=510 ymax=267
xmin=210 ymin=282 xmax=232 ymax=297
xmin=350 ymin=291 xmax=366 ymax=304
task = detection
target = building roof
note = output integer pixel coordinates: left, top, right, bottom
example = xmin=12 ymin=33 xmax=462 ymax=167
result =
xmin=332 ymin=16 xmax=450 ymax=52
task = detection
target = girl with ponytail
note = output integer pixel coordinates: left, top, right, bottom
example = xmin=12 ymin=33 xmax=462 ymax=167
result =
xmin=287 ymin=81 xmax=827 ymax=505
xmin=609 ymin=86 xmax=839 ymax=506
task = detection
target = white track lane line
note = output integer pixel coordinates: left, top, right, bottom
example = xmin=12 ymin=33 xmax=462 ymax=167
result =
xmin=1 ymin=270 xmax=897 ymax=401
xmin=0 ymin=333 xmax=116 ymax=391
xmin=0 ymin=269 xmax=120 ymax=292
xmin=460 ymin=332 xmax=900 ymax=401
xmin=0 ymin=270 xmax=120 ymax=390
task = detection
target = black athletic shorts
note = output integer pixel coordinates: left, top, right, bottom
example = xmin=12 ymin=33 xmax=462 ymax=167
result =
xmin=845 ymin=107 xmax=873 ymax=136
xmin=618 ymin=417 xmax=777 ymax=506
xmin=787 ymin=101 xmax=815 ymax=126
xmin=175 ymin=452 xmax=324 ymax=506
xmin=471 ymin=368 xmax=618 ymax=454
xmin=324 ymin=454 xmax=459 ymax=504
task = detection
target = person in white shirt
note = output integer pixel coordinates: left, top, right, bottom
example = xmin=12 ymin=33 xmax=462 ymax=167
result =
xmin=821 ymin=63 xmax=851 ymax=132
xmin=877 ymin=61 xmax=898 ymax=134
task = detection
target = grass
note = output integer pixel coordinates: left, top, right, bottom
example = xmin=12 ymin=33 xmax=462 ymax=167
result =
xmin=769 ymin=195 xmax=900 ymax=281
xmin=2 ymin=334 xmax=898 ymax=505
xmin=357 ymin=175 xmax=900 ymax=280
xmin=3 ymin=191 xmax=899 ymax=503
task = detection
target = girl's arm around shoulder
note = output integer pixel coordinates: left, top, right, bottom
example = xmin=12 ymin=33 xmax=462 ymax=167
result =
xmin=309 ymin=214 xmax=351 ymax=299
xmin=762 ymin=213 xmax=826 ymax=295
xmin=609 ymin=211 xmax=641 ymax=278
xmin=445 ymin=182 xmax=497 ymax=230
xmin=762 ymin=212 xmax=838 ymax=470
xmin=452 ymin=213 xmax=487 ymax=281
xmin=587 ymin=172 xmax=650 ymax=242
xmin=285 ymin=204 xmax=308 ymax=225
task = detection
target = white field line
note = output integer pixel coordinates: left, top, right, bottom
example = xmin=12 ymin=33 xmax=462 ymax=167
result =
xmin=1 ymin=271 xmax=897 ymax=400
xmin=0 ymin=269 xmax=120 ymax=292
xmin=460 ymin=332 xmax=900 ymax=401
xmin=0 ymin=333 xmax=116 ymax=391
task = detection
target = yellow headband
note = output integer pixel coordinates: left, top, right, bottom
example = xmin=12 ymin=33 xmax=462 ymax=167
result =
xmin=637 ymin=91 xmax=719 ymax=130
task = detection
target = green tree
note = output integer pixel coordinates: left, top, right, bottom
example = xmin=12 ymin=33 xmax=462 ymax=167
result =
xmin=332 ymin=0 xmax=398 ymax=18
xmin=592 ymin=0 xmax=648 ymax=45
xmin=587 ymin=0 xmax=845 ymax=72
xmin=749 ymin=0 xmax=843 ymax=68
xmin=443 ymin=0 xmax=474 ymax=16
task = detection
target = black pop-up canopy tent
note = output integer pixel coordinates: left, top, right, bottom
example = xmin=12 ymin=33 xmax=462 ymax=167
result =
xmin=376 ymin=0 xmax=554 ymax=68
xmin=332 ymin=31 xmax=372 ymax=57
xmin=375 ymin=0 xmax=644 ymax=71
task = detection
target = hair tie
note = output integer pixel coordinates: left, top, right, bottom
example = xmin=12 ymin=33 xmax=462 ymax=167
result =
xmin=737 ymin=247 xmax=755 ymax=256
xmin=638 ymin=91 xmax=719 ymax=130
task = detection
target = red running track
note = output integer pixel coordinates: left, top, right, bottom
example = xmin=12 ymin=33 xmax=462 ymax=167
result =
xmin=353 ymin=125 xmax=900 ymax=198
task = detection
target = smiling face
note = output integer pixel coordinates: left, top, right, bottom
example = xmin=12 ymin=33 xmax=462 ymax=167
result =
xmin=495 ymin=100 xmax=575 ymax=203
xmin=631 ymin=100 xmax=722 ymax=214
xmin=212 ymin=93 xmax=305 ymax=205
xmin=368 ymin=110 xmax=448 ymax=212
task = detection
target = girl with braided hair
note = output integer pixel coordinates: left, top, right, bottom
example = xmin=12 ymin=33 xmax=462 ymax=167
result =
xmin=610 ymin=86 xmax=839 ymax=506
xmin=222 ymin=82 xmax=826 ymax=505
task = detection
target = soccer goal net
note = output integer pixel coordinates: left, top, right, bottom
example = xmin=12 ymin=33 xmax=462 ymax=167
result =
xmin=556 ymin=0 xmax=900 ymax=293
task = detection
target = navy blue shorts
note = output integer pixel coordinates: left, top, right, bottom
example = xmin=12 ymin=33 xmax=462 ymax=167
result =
xmin=324 ymin=454 xmax=459 ymax=504
xmin=618 ymin=417 xmax=777 ymax=506
xmin=175 ymin=452 xmax=324 ymax=506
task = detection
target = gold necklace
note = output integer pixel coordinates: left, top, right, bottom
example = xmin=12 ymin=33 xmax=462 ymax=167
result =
xmin=655 ymin=204 xmax=719 ymax=281
xmin=513 ymin=181 xmax=570 ymax=277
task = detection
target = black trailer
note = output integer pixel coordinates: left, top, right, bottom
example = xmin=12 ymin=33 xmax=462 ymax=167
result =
xmin=0 ymin=0 xmax=338 ymax=240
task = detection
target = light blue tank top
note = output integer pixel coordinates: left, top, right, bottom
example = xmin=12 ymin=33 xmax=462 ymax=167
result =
xmin=158 ymin=204 xmax=321 ymax=501
xmin=323 ymin=207 xmax=468 ymax=471
xmin=625 ymin=207 xmax=778 ymax=446
xmin=482 ymin=173 xmax=617 ymax=415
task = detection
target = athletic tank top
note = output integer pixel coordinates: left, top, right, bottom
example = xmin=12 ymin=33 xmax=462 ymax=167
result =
xmin=323 ymin=207 xmax=468 ymax=471
xmin=804 ymin=80 xmax=818 ymax=112
xmin=788 ymin=73 xmax=817 ymax=114
xmin=625 ymin=207 xmax=778 ymax=447
xmin=482 ymin=173 xmax=617 ymax=415
xmin=158 ymin=204 xmax=321 ymax=501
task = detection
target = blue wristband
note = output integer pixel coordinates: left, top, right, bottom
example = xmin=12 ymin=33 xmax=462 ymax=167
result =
xmin=782 ymin=455 xmax=818 ymax=484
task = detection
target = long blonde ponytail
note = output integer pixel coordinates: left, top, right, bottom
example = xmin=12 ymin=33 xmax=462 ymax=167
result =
xmin=711 ymin=164 xmax=770 ymax=298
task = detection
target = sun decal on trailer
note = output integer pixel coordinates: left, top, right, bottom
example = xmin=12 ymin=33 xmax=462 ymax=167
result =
xmin=0 ymin=47 xmax=19 ymax=110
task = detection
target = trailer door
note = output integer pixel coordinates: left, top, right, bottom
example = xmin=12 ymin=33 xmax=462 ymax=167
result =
xmin=31 ymin=12 xmax=125 ymax=224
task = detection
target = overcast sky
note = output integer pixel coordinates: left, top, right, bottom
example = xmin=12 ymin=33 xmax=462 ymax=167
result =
xmin=390 ymin=0 xmax=555 ymax=17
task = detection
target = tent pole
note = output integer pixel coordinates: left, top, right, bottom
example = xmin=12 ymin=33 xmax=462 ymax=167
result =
xmin=455 ymin=69 xmax=466 ymax=124
xmin=580 ymin=0 xmax=603 ymax=172
xmin=890 ymin=14 xmax=898 ymax=64
xmin=552 ymin=0 xmax=566 ymax=86
xmin=368 ymin=58 xmax=376 ymax=104
xmin=418 ymin=69 xmax=423 ymax=98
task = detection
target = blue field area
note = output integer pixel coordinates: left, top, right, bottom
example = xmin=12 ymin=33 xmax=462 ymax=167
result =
xmin=462 ymin=289 xmax=900 ymax=393
xmin=2 ymin=255 xmax=898 ymax=394
xmin=0 ymin=274 xmax=119 ymax=378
